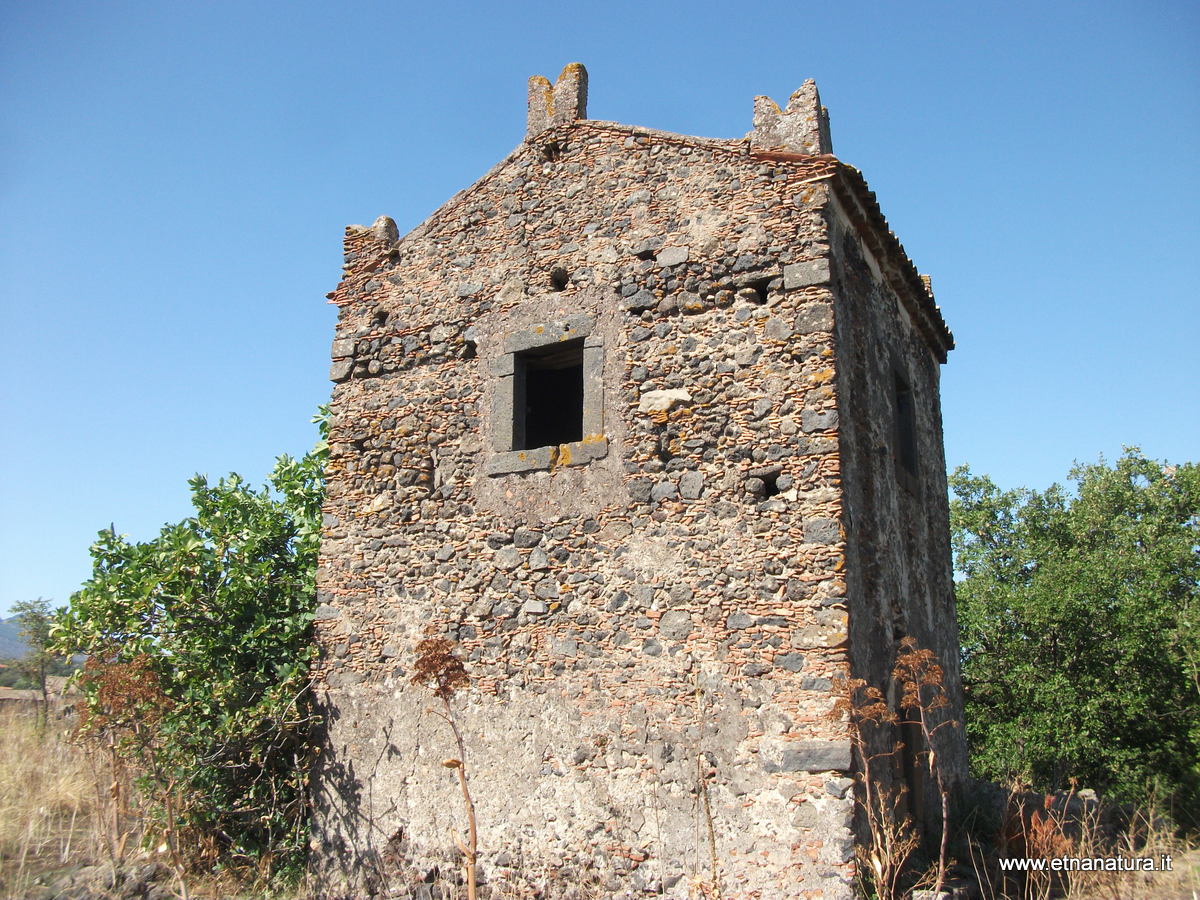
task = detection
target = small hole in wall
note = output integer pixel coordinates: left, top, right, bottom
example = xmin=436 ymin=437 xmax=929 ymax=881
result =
xmin=550 ymin=267 xmax=569 ymax=291
xmin=372 ymin=310 xmax=389 ymax=328
xmin=462 ymin=339 xmax=477 ymax=360
xmin=746 ymin=277 xmax=771 ymax=304
xmin=746 ymin=466 xmax=782 ymax=499
xmin=655 ymin=426 xmax=679 ymax=464
xmin=761 ymin=471 xmax=781 ymax=497
xmin=542 ymin=140 xmax=562 ymax=161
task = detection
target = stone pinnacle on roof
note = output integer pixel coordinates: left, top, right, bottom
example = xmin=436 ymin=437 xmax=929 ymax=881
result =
xmin=749 ymin=78 xmax=833 ymax=155
xmin=524 ymin=66 xmax=832 ymax=158
xmin=526 ymin=62 xmax=588 ymax=138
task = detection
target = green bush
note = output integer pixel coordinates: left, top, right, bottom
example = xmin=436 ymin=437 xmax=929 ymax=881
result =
xmin=951 ymin=449 xmax=1200 ymax=824
xmin=51 ymin=410 xmax=327 ymax=879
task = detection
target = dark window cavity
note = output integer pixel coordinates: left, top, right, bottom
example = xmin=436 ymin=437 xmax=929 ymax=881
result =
xmin=894 ymin=374 xmax=918 ymax=476
xmin=515 ymin=340 xmax=584 ymax=450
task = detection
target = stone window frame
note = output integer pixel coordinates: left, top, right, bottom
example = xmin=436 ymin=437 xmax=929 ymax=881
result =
xmin=484 ymin=314 xmax=607 ymax=476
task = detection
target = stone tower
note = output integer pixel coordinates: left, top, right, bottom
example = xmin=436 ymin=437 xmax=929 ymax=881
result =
xmin=312 ymin=64 xmax=965 ymax=900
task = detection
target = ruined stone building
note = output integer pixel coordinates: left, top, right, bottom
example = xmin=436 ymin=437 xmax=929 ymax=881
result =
xmin=312 ymin=64 xmax=966 ymax=899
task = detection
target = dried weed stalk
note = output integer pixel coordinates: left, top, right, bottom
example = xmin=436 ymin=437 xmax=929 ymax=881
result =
xmin=833 ymin=676 xmax=916 ymax=900
xmin=833 ymin=639 xmax=958 ymax=900
xmin=693 ymin=670 xmax=722 ymax=900
xmin=894 ymin=636 xmax=957 ymax=897
xmin=412 ymin=636 xmax=478 ymax=900
xmin=75 ymin=654 xmax=193 ymax=900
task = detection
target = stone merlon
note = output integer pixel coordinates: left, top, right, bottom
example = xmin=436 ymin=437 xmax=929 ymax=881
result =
xmin=527 ymin=62 xmax=588 ymax=138
xmin=749 ymin=79 xmax=833 ymax=155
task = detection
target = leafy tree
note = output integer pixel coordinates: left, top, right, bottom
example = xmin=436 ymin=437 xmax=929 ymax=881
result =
xmin=10 ymin=598 xmax=57 ymax=716
xmin=51 ymin=409 xmax=328 ymax=878
xmin=950 ymin=449 xmax=1200 ymax=822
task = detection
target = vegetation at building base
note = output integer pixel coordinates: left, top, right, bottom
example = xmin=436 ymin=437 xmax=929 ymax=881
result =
xmin=45 ymin=409 xmax=328 ymax=888
xmin=6 ymin=431 xmax=1198 ymax=897
xmin=950 ymin=449 xmax=1200 ymax=827
xmin=835 ymin=639 xmax=958 ymax=900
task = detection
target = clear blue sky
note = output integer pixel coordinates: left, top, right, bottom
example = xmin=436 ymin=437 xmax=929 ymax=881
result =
xmin=2 ymin=1 xmax=1197 ymax=616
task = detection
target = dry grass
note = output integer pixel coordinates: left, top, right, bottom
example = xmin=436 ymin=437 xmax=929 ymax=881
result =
xmin=969 ymin=786 xmax=1200 ymax=900
xmin=1066 ymin=807 xmax=1200 ymax=900
xmin=0 ymin=708 xmax=104 ymax=898
xmin=4 ymin=706 xmax=1196 ymax=900
xmin=0 ymin=710 xmax=305 ymax=900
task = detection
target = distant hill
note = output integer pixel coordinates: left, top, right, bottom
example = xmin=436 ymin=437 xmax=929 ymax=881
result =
xmin=0 ymin=615 xmax=30 ymax=659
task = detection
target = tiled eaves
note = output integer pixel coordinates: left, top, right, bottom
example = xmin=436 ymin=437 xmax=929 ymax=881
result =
xmin=738 ymin=145 xmax=954 ymax=361
xmin=336 ymin=119 xmax=954 ymax=361
xmin=824 ymin=163 xmax=955 ymax=362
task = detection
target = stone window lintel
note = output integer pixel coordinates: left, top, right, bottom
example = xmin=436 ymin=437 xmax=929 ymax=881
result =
xmin=501 ymin=314 xmax=594 ymax=354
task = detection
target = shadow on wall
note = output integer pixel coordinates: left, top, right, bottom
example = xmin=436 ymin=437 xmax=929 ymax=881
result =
xmin=313 ymin=700 xmax=471 ymax=898
xmin=310 ymin=696 xmax=393 ymax=897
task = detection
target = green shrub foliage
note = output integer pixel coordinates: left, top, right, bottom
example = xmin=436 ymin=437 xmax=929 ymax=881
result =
xmin=950 ymin=449 xmax=1200 ymax=822
xmin=52 ymin=410 xmax=328 ymax=877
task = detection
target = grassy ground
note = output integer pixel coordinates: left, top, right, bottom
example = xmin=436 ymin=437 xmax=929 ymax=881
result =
xmin=0 ymin=710 xmax=294 ymax=900
xmin=3 ymin=709 xmax=1197 ymax=899
xmin=0 ymin=708 xmax=104 ymax=898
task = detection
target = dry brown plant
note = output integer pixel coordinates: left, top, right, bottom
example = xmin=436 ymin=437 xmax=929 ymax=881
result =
xmin=0 ymin=708 xmax=329 ymax=900
xmin=976 ymin=781 xmax=1200 ymax=900
xmin=832 ymin=676 xmax=916 ymax=900
xmin=1015 ymin=791 xmax=1076 ymax=900
xmin=832 ymin=639 xmax=960 ymax=900
xmin=412 ymin=635 xmax=478 ymax=900
xmin=74 ymin=653 xmax=196 ymax=900
xmin=893 ymin=637 xmax=958 ymax=896
xmin=1048 ymin=797 xmax=1199 ymax=900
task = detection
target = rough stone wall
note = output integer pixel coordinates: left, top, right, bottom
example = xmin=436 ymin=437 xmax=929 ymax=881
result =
xmin=311 ymin=80 xmax=959 ymax=899
xmin=825 ymin=182 xmax=966 ymax=826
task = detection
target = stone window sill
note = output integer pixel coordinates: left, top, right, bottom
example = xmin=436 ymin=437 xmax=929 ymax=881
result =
xmin=485 ymin=435 xmax=609 ymax=476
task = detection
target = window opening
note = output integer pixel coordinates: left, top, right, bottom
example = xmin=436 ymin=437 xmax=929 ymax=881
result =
xmin=515 ymin=339 xmax=584 ymax=449
xmin=894 ymin=374 xmax=918 ymax=476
